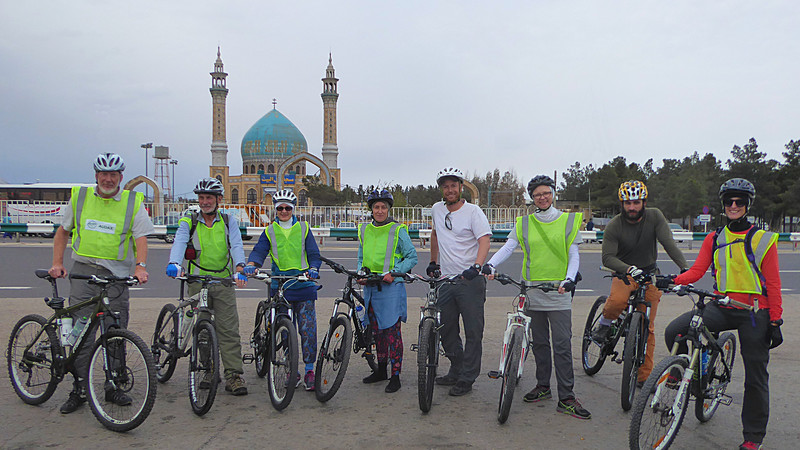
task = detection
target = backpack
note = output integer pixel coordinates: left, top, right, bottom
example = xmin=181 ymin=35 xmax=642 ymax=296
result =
xmin=710 ymin=225 xmax=767 ymax=295
xmin=184 ymin=211 xmax=233 ymax=274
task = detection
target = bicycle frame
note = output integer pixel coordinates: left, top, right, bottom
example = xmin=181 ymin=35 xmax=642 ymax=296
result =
xmin=170 ymin=276 xmax=223 ymax=354
xmin=602 ymin=270 xmax=655 ymax=365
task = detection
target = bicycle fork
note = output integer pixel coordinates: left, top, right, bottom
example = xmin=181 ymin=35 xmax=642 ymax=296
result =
xmin=488 ymin=314 xmax=530 ymax=379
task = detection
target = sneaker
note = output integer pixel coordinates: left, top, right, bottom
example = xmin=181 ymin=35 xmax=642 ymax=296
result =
xmin=739 ymin=441 xmax=763 ymax=450
xmin=448 ymin=380 xmax=472 ymax=396
xmin=105 ymin=389 xmax=132 ymax=406
xmin=523 ymin=385 xmax=552 ymax=403
xmin=435 ymin=374 xmax=458 ymax=386
xmin=303 ymin=370 xmax=315 ymax=392
xmin=591 ymin=324 xmax=611 ymax=342
xmin=59 ymin=390 xmax=86 ymax=414
xmin=225 ymin=375 xmax=248 ymax=396
xmin=557 ymin=397 xmax=591 ymax=419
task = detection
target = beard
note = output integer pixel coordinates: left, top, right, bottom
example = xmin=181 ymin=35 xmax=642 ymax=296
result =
xmin=625 ymin=207 xmax=644 ymax=221
xmin=97 ymin=184 xmax=119 ymax=196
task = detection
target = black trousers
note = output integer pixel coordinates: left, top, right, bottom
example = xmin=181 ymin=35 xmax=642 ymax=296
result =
xmin=438 ymin=276 xmax=486 ymax=384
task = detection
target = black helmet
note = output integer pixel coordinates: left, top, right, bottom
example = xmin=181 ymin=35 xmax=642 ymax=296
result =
xmin=527 ymin=175 xmax=556 ymax=197
xmin=367 ymin=188 xmax=394 ymax=208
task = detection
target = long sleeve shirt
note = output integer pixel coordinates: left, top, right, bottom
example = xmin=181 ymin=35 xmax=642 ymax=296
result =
xmin=602 ymin=207 xmax=688 ymax=273
xmin=167 ymin=212 xmax=246 ymax=268
xmin=356 ymin=225 xmax=418 ymax=275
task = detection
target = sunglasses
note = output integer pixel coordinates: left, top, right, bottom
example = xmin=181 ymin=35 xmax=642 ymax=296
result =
xmin=444 ymin=212 xmax=453 ymax=230
xmin=276 ymin=206 xmax=293 ymax=212
xmin=722 ymin=198 xmax=746 ymax=207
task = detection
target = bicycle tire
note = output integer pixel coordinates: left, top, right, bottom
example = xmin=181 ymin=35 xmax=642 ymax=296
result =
xmin=267 ymin=316 xmax=299 ymax=411
xmin=361 ymin=325 xmax=380 ymax=373
xmin=498 ymin=326 xmax=523 ymax=424
xmin=86 ymin=328 xmax=157 ymax=432
xmin=417 ymin=317 xmax=438 ymax=413
xmin=695 ymin=332 xmax=737 ymax=422
xmin=188 ymin=320 xmax=219 ymax=416
xmin=253 ymin=301 xmax=269 ymax=378
xmin=7 ymin=314 xmax=60 ymax=405
xmin=315 ymin=314 xmax=353 ymax=402
xmin=152 ymin=303 xmax=178 ymax=383
xmin=621 ymin=310 xmax=645 ymax=411
xmin=629 ymin=355 xmax=690 ymax=450
xmin=582 ymin=296 xmax=608 ymax=375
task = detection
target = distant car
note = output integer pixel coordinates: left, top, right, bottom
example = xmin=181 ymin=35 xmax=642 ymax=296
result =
xmin=407 ymin=223 xmax=431 ymax=231
xmin=336 ymin=221 xmax=358 ymax=241
xmin=320 ymin=222 xmax=334 ymax=228
xmin=669 ymin=223 xmax=689 ymax=242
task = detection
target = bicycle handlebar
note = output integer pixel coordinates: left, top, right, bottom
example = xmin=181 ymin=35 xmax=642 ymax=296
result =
xmin=671 ymin=284 xmax=754 ymax=311
xmin=174 ymin=274 xmax=234 ymax=286
xmin=69 ymin=273 xmax=139 ymax=286
xmin=320 ymin=256 xmax=412 ymax=282
xmin=494 ymin=274 xmax=566 ymax=292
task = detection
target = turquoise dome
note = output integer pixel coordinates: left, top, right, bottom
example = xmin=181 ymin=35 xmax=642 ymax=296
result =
xmin=240 ymin=109 xmax=308 ymax=162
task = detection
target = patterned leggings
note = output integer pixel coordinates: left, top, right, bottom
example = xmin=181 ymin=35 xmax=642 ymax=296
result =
xmin=367 ymin=304 xmax=403 ymax=376
xmin=292 ymin=299 xmax=317 ymax=365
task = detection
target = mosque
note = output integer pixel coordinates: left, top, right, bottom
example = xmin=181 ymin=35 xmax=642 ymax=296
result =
xmin=207 ymin=48 xmax=341 ymax=206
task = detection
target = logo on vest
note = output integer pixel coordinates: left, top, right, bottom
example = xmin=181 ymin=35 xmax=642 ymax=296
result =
xmin=85 ymin=219 xmax=117 ymax=234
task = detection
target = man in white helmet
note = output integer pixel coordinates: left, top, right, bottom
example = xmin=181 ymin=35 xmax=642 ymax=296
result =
xmin=49 ymin=153 xmax=155 ymax=414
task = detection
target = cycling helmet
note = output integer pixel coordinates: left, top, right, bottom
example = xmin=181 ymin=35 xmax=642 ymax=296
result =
xmin=272 ymin=189 xmax=298 ymax=206
xmin=527 ymin=175 xmax=556 ymax=197
xmin=436 ymin=167 xmax=464 ymax=185
xmin=193 ymin=177 xmax=224 ymax=196
xmin=367 ymin=189 xmax=394 ymax=208
xmin=93 ymin=153 xmax=126 ymax=172
xmin=719 ymin=178 xmax=755 ymax=203
xmin=618 ymin=180 xmax=648 ymax=201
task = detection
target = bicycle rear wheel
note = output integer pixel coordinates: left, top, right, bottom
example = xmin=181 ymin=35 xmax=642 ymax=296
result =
xmin=621 ymin=310 xmax=645 ymax=411
xmin=188 ymin=320 xmax=219 ymax=416
xmin=582 ymin=296 xmax=608 ymax=375
xmin=86 ymin=328 xmax=157 ymax=432
xmin=695 ymin=332 xmax=736 ymax=422
xmin=152 ymin=303 xmax=178 ymax=383
xmin=253 ymin=301 xmax=268 ymax=378
xmin=267 ymin=316 xmax=299 ymax=411
xmin=315 ymin=314 xmax=353 ymax=402
xmin=498 ymin=327 xmax=523 ymax=424
xmin=629 ymin=355 xmax=690 ymax=450
xmin=7 ymin=314 xmax=60 ymax=405
xmin=417 ymin=317 xmax=438 ymax=413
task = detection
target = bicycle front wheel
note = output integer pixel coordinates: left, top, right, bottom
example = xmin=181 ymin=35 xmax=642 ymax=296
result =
xmin=629 ymin=355 xmax=690 ymax=450
xmin=417 ymin=317 xmax=438 ymax=413
xmin=315 ymin=314 xmax=353 ymax=402
xmin=188 ymin=320 xmax=219 ymax=416
xmin=267 ymin=316 xmax=299 ymax=411
xmin=86 ymin=328 xmax=157 ymax=432
xmin=695 ymin=332 xmax=737 ymax=422
xmin=582 ymin=296 xmax=608 ymax=375
xmin=7 ymin=314 xmax=60 ymax=405
xmin=152 ymin=303 xmax=178 ymax=383
xmin=253 ymin=301 xmax=268 ymax=378
xmin=498 ymin=326 xmax=523 ymax=424
xmin=621 ymin=310 xmax=645 ymax=411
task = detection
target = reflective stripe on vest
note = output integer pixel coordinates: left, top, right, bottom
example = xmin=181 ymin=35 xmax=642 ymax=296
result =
xmin=714 ymin=228 xmax=777 ymax=294
xmin=517 ymin=212 xmax=581 ymax=281
xmin=71 ymin=186 xmax=141 ymax=261
xmin=266 ymin=222 xmax=309 ymax=271
xmin=359 ymin=222 xmax=403 ymax=273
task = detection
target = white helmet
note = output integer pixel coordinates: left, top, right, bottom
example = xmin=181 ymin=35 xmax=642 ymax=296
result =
xmin=436 ymin=167 xmax=464 ymax=185
xmin=93 ymin=153 xmax=126 ymax=172
xmin=273 ymin=189 xmax=297 ymax=206
xmin=193 ymin=177 xmax=224 ymax=196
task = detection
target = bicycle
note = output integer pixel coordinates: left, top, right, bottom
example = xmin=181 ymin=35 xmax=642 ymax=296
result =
xmin=486 ymin=274 xmax=566 ymax=424
xmin=582 ymin=267 xmax=663 ymax=411
xmin=409 ymin=272 xmax=461 ymax=413
xmin=243 ymin=269 xmax=311 ymax=411
xmin=151 ymin=274 xmax=229 ymax=415
xmin=629 ymin=285 xmax=746 ymax=450
xmin=314 ymin=256 xmax=410 ymax=402
xmin=7 ymin=270 xmax=157 ymax=432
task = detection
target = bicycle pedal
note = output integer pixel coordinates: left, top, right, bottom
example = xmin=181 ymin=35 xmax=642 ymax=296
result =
xmin=410 ymin=344 xmax=419 ymax=352
xmin=242 ymin=353 xmax=255 ymax=364
xmin=719 ymin=394 xmax=733 ymax=406
xmin=612 ymin=352 xmax=622 ymax=364
xmin=487 ymin=370 xmax=501 ymax=379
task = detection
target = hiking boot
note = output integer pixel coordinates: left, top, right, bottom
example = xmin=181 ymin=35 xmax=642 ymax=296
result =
xmin=105 ymin=389 xmax=132 ymax=406
xmin=363 ymin=361 xmax=388 ymax=384
xmin=59 ymin=390 xmax=86 ymax=414
xmin=557 ymin=397 xmax=591 ymax=419
xmin=591 ymin=324 xmax=611 ymax=342
xmin=523 ymin=385 xmax=552 ymax=403
xmin=448 ymin=380 xmax=472 ymax=396
xmin=739 ymin=441 xmax=763 ymax=450
xmin=225 ymin=375 xmax=248 ymax=396
xmin=435 ymin=374 xmax=458 ymax=386
xmin=385 ymin=374 xmax=401 ymax=393
xmin=304 ymin=370 xmax=315 ymax=391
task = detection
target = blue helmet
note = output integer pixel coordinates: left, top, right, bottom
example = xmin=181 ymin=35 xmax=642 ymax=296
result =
xmin=367 ymin=189 xmax=393 ymax=208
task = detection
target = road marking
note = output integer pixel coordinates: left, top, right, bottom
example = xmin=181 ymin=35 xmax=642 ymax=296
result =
xmin=0 ymin=287 xmax=32 ymax=290
xmin=576 ymin=289 xmax=594 ymax=293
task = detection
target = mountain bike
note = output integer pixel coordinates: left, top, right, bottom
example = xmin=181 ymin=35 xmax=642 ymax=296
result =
xmin=582 ymin=267 xmax=664 ymax=411
xmin=151 ymin=274 xmax=228 ymax=415
xmin=629 ymin=285 xmax=746 ymax=450
xmin=244 ymin=270 xmax=311 ymax=411
xmin=7 ymin=270 xmax=157 ymax=432
xmin=487 ymin=274 xmax=567 ymax=424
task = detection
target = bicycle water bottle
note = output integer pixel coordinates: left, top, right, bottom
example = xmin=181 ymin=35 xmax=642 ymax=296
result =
xmin=355 ymin=305 xmax=366 ymax=324
xmin=701 ymin=349 xmax=709 ymax=376
xmin=59 ymin=317 xmax=73 ymax=346
xmin=66 ymin=316 xmax=89 ymax=346
xmin=181 ymin=309 xmax=194 ymax=337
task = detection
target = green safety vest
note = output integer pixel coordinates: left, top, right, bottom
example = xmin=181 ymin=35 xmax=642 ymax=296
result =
xmin=266 ymin=222 xmax=309 ymax=271
xmin=179 ymin=212 xmax=233 ymax=276
xmin=70 ymin=186 xmax=143 ymax=261
xmin=714 ymin=227 xmax=777 ymax=295
xmin=516 ymin=212 xmax=581 ymax=281
xmin=358 ymin=222 xmax=405 ymax=273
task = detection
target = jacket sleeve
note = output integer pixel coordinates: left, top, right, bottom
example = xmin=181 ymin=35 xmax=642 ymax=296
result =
xmin=227 ymin=215 xmax=246 ymax=267
xmin=673 ymin=232 xmax=715 ymax=285
xmin=305 ymin=229 xmax=322 ymax=270
xmin=168 ymin=220 xmax=191 ymax=264
xmin=247 ymin=230 xmax=271 ymax=267
xmin=761 ymin=244 xmax=783 ymax=321
xmin=393 ymin=228 xmax=418 ymax=274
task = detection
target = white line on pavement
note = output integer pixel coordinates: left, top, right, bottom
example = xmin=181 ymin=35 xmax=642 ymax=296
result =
xmin=0 ymin=287 xmax=32 ymax=290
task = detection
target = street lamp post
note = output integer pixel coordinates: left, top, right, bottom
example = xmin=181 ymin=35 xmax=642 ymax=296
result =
xmin=170 ymin=159 xmax=178 ymax=201
xmin=141 ymin=142 xmax=153 ymax=200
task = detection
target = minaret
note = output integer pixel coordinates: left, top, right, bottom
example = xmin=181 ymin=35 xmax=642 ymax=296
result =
xmin=209 ymin=47 xmax=229 ymax=177
xmin=321 ymin=54 xmax=339 ymax=182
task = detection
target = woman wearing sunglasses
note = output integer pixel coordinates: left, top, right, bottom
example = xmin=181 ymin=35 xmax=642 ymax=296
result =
xmin=245 ymin=189 xmax=322 ymax=391
xmin=661 ymin=178 xmax=783 ymax=450
xmin=357 ymin=189 xmax=418 ymax=393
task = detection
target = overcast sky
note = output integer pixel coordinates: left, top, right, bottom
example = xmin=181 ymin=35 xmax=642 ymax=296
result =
xmin=1 ymin=1 xmax=798 ymax=197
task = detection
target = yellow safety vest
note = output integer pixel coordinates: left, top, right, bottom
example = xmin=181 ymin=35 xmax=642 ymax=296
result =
xmin=179 ymin=213 xmax=233 ymax=276
xmin=358 ymin=222 xmax=405 ymax=273
xmin=517 ymin=212 xmax=581 ymax=281
xmin=714 ymin=227 xmax=777 ymax=295
xmin=70 ymin=186 xmax=143 ymax=261
xmin=266 ymin=222 xmax=309 ymax=271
